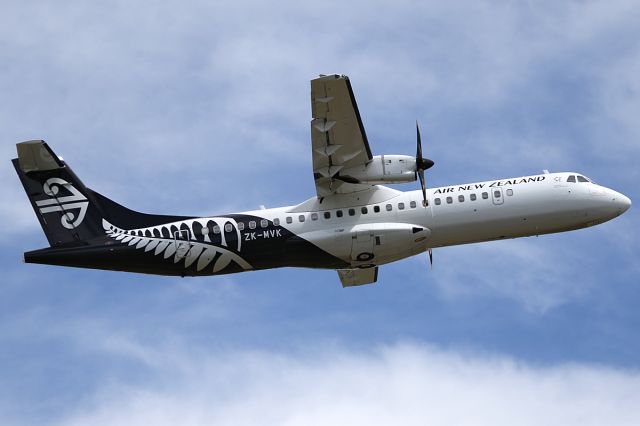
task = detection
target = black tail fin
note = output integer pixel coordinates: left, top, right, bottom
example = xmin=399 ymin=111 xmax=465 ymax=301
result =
xmin=13 ymin=141 xmax=106 ymax=246
xmin=13 ymin=140 xmax=191 ymax=247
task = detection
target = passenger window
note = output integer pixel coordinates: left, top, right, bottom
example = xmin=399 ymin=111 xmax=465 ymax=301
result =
xmin=398 ymin=202 xmax=405 ymax=210
xmin=238 ymin=222 xmax=245 ymax=231
xmin=248 ymin=221 xmax=256 ymax=230
xmin=286 ymin=216 xmax=292 ymax=224
xmin=311 ymin=213 xmax=318 ymax=221
xmin=446 ymin=196 xmax=452 ymax=204
xmin=260 ymin=219 xmax=268 ymax=228
xmin=273 ymin=218 xmax=279 ymax=226
xmin=386 ymin=204 xmax=392 ymax=211
xmin=225 ymin=223 xmax=233 ymax=232
xmin=506 ymin=189 xmax=513 ymax=196
xmin=336 ymin=210 xmax=343 ymax=218
xmin=470 ymin=194 xmax=477 ymax=201
xmin=410 ymin=201 xmax=417 ymax=208
xmin=458 ymin=195 xmax=464 ymax=202
xmin=361 ymin=207 xmax=368 ymax=214
xmin=567 ymin=175 xmax=576 ymax=183
xmin=577 ymin=175 xmax=589 ymax=183
xmin=324 ymin=211 xmax=331 ymax=219
xmin=348 ymin=208 xmax=355 ymax=216
xmin=435 ymin=198 xmax=441 ymax=205
xmin=494 ymin=190 xmax=501 ymax=198
xmin=298 ymin=215 xmax=305 ymax=222
xmin=482 ymin=192 xmax=488 ymax=199
xmin=374 ymin=206 xmax=380 ymax=213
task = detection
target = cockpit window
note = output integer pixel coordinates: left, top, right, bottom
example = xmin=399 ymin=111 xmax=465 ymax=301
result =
xmin=577 ymin=175 xmax=589 ymax=183
xmin=566 ymin=175 xmax=576 ymax=183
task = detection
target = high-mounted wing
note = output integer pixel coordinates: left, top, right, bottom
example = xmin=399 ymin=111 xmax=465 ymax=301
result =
xmin=311 ymin=74 xmax=374 ymax=197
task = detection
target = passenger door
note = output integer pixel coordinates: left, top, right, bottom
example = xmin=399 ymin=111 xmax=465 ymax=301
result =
xmin=491 ymin=188 xmax=504 ymax=205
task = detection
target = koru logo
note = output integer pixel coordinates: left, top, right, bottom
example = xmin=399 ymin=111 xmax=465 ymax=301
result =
xmin=35 ymin=178 xmax=89 ymax=229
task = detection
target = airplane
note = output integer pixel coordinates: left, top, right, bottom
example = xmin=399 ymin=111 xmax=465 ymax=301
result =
xmin=12 ymin=74 xmax=632 ymax=287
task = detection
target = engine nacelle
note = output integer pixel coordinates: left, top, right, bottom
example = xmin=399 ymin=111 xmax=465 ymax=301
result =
xmin=339 ymin=155 xmax=417 ymax=184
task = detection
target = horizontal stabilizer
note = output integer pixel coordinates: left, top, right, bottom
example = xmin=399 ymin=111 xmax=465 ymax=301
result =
xmin=17 ymin=140 xmax=64 ymax=172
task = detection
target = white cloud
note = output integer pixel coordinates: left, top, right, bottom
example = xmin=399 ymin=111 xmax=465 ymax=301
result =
xmin=46 ymin=342 xmax=640 ymax=426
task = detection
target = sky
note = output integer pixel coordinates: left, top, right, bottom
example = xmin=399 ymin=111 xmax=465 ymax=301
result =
xmin=1 ymin=0 xmax=639 ymax=424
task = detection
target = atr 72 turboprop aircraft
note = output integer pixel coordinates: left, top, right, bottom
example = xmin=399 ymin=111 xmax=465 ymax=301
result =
xmin=13 ymin=75 xmax=631 ymax=286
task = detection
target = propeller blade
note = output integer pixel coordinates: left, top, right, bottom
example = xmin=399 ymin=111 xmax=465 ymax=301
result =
xmin=416 ymin=121 xmax=423 ymax=161
xmin=428 ymin=248 xmax=433 ymax=270
xmin=415 ymin=120 xmax=434 ymax=171
xmin=418 ymin=168 xmax=427 ymax=206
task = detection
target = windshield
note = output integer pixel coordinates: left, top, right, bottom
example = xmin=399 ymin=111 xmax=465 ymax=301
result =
xmin=567 ymin=174 xmax=597 ymax=184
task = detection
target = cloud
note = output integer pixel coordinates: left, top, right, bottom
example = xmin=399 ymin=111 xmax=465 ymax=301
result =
xmin=43 ymin=342 xmax=640 ymax=426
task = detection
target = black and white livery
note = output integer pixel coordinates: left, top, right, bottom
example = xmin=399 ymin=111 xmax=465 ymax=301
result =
xmin=13 ymin=75 xmax=632 ymax=286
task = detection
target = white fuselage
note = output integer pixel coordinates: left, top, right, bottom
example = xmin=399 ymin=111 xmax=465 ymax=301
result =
xmin=236 ymin=172 xmax=631 ymax=269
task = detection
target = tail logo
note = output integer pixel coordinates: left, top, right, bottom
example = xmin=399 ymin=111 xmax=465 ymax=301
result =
xmin=35 ymin=178 xmax=89 ymax=229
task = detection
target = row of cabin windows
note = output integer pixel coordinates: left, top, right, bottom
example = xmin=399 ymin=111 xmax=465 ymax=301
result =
xmin=276 ymin=200 xmax=424 ymax=225
xmin=205 ymin=220 xmax=270 ymax=234
xmin=433 ymin=189 xmax=514 ymax=205
xmin=200 ymin=189 xmax=515 ymax=235
xmin=200 ymin=199 xmax=424 ymax=234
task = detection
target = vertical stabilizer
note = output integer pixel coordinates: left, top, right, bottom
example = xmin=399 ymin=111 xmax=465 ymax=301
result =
xmin=13 ymin=141 xmax=103 ymax=246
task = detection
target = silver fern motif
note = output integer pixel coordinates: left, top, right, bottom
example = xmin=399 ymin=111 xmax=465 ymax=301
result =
xmin=102 ymin=218 xmax=252 ymax=273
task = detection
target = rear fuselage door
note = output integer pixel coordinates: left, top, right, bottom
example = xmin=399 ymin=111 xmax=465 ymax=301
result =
xmin=174 ymin=229 xmax=191 ymax=260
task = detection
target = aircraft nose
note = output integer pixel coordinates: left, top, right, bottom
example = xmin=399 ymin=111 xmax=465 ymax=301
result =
xmin=618 ymin=194 xmax=631 ymax=213
xmin=611 ymin=190 xmax=631 ymax=215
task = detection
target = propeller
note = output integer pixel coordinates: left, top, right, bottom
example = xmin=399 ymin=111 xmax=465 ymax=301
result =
xmin=416 ymin=121 xmax=435 ymax=270
xmin=415 ymin=121 xmax=435 ymax=206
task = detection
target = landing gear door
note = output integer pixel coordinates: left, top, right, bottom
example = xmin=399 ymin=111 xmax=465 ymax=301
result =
xmin=491 ymin=188 xmax=504 ymax=205
xmin=174 ymin=229 xmax=191 ymax=260
xmin=351 ymin=230 xmax=375 ymax=265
